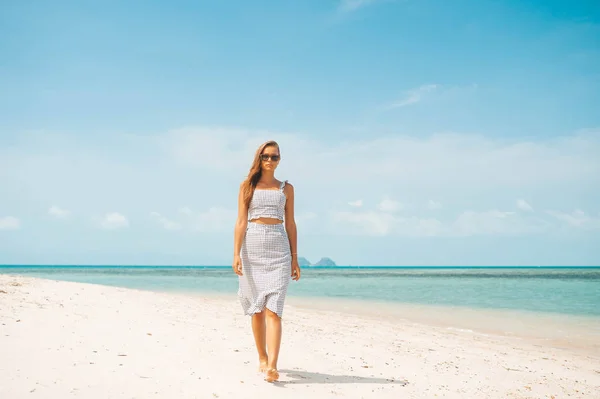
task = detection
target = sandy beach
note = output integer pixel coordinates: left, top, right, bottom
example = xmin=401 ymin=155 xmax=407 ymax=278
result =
xmin=1 ymin=275 xmax=599 ymax=398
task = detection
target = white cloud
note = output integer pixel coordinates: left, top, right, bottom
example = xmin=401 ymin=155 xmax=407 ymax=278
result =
xmin=178 ymin=207 xmax=193 ymax=216
xmin=162 ymin=127 xmax=600 ymax=195
xmin=2 ymin=127 xmax=599 ymax=242
xmin=48 ymin=205 xmax=70 ymax=218
xmin=163 ymin=127 xmax=283 ymax=172
xmin=154 ymin=127 xmax=600 ymax=239
xmin=332 ymin=208 xmax=551 ymax=237
xmin=452 ymin=210 xmax=540 ymax=236
xmin=0 ymin=216 xmax=20 ymax=230
xmin=516 ymin=199 xmax=533 ymax=212
xmin=1 ymin=126 xmax=599 ymax=268
xmin=547 ymin=209 xmax=600 ymax=229
xmin=377 ymin=196 xmax=403 ymax=212
xmin=428 ymin=200 xmax=442 ymax=210
xmin=332 ymin=210 xmax=445 ymax=237
xmin=402 ymin=217 xmax=446 ymax=237
xmin=183 ymin=206 xmax=236 ymax=232
xmin=150 ymin=212 xmax=182 ymax=231
xmin=332 ymin=210 xmax=396 ymax=236
xmin=148 ymin=206 xmax=239 ymax=232
xmin=387 ymin=84 xmax=439 ymax=109
xmin=97 ymin=212 xmax=129 ymax=230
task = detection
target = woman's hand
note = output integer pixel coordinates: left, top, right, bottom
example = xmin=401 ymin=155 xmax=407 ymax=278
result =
xmin=291 ymin=258 xmax=301 ymax=281
xmin=232 ymin=255 xmax=243 ymax=276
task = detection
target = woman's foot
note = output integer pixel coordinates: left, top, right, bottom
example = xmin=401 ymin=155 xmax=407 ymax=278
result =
xmin=258 ymin=358 xmax=269 ymax=373
xmin=265 ymin=368 xmax=279 ymax=383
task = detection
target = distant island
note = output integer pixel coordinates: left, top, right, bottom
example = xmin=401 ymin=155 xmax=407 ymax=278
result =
xmin=297 ymin=257 xmax=337 ymax=267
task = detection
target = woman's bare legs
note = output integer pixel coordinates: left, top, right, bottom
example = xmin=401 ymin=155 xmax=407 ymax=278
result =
xmin=251 ymin=308 xmax=282 ymax=382
xmin=251 ymin=311 xmax=268 ymax=372
xmin=265 ymin=308 xmax=282 ymax=381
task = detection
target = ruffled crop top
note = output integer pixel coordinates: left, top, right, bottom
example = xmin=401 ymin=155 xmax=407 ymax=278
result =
xmin=247 ymin=180 xmax=287 ymax=221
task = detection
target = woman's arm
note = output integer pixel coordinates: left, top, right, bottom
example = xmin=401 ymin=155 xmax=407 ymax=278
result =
xmin=284 ymin=183 xmax=297 ymax=258
xmin=233 ymin=183 xmax=248 ymax=271
xmin=284 ymin=183 xmax=300 ymax=281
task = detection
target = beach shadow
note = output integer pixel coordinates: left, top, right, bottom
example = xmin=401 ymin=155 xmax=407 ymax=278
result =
xmin=274 ymin=368 xmax=409 ymax=387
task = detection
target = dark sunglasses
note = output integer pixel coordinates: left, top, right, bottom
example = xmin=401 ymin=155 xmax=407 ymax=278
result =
xmin=260 ymin=154 xmax=280 ymax=162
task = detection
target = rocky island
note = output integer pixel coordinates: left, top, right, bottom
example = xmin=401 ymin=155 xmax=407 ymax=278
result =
xmin=297 ymin=257 xmax=337 ymax=267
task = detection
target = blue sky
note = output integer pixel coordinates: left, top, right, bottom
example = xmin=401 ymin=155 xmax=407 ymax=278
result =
xmin=1 ymin=0 xmax=599 ymax=266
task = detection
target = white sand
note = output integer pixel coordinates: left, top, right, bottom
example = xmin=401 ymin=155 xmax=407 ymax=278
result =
xmin=1 ymin=275 xmax=599 ymax=398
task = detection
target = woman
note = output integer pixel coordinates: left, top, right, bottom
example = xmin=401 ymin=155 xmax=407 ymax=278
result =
xmin=232 ymin=140 xmax=301 ymax=383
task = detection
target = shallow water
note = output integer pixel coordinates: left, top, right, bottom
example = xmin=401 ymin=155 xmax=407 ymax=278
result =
xmin=2 ymin=265 xmax=599 ymax=317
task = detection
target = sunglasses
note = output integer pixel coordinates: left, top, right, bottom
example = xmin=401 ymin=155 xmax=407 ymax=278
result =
xmin=260 ymin=154 xmax=280 ymax=162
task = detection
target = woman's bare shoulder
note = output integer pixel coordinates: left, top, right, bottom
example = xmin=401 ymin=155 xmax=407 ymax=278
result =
xmin=283 ymin=181 xmax=294 ymax=194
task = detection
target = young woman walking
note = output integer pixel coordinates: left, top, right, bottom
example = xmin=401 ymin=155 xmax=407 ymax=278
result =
xmin=232 ymin=140 xmax=301 ymax=383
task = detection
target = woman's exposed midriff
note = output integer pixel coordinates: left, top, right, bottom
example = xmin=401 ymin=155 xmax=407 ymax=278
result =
xmin=249 ymin=217 xmax=283 ymax=225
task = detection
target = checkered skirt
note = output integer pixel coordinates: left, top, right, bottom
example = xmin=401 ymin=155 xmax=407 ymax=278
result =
xmin=238 ymin=222 xmax=291 ymax=318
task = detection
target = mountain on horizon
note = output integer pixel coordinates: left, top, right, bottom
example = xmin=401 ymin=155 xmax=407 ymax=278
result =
xmin=297 ymin=257 xmax=337 ymax=267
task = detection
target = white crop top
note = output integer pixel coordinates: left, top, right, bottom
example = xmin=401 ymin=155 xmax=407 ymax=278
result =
xmin=247 ymin=180 xmax=287 ymax=221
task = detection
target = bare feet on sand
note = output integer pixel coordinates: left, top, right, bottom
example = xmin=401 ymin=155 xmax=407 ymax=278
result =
xmin=265 ymin=368 xmax=279 ymax=382
xmin=258 ymin=357 xmax=279 ymax=382
xmin=258 ymin=358 xmax=269 ymax=373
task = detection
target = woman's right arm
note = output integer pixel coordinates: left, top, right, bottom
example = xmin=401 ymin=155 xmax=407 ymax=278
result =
xmin=232 ymin=183 xmax=248 ymax=275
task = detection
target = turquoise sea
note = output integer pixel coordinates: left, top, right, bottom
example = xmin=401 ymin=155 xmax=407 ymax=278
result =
xmin=2 ymin=265 xmax=599 ymax=318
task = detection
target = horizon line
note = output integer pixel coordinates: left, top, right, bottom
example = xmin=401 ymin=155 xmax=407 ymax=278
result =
xmin=1 ymin=264 xmax=599 ymax=269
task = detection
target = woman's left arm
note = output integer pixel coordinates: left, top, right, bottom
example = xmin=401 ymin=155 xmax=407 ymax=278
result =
xmin=284 ymin=183 xmax=297 ymax=257
xmin=284 ymin=183 xmax=301 ymax=281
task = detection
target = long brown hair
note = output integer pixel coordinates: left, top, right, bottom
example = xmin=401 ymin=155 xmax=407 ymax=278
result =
xmin=241 ymin=140 xmax=280 ymax=208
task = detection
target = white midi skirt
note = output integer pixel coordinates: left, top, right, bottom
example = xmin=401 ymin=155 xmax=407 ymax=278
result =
xmin=238 ymin=222 xmax=291 ymax=318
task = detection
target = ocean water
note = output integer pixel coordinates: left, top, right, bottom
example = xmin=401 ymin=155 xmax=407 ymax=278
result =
xmin=1 ymin=265 xmax=599 ymax=318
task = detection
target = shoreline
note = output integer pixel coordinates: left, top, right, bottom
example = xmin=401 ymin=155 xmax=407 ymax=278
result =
xmin=287 ymin=296 xmax=600 ymax=355
xmin=2 ymin=275 xmax=600 ymax=398
xmin=4 ymin=273 xmax=600 ymax=355
xmin=177 ymin=290 xmax=600 ymax=356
